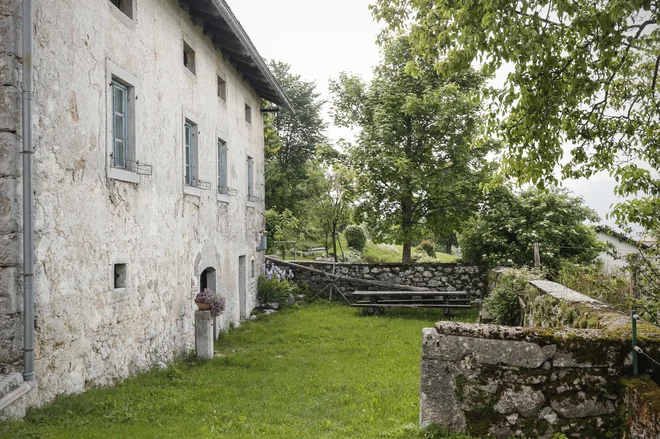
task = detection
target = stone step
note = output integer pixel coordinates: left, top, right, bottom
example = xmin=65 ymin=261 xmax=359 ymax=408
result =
xmin=0 ymin=373 xmax=23 ymax=400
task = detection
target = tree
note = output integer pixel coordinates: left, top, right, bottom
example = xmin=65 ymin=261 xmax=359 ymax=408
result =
xmin=459 ymin=187 xmax=603 ymax=271
xmin=330 ymin=37 xmax=497 ymax=262
xmin=306 ymin=148 xmax=356 ymax=262
xmin=371 ymin=0 xmax=660 ymax=230
xmin=265 ymin=61 xmax=327 ymax=216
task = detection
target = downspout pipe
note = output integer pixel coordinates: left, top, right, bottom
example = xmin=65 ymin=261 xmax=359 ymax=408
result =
xmin=21 ymin=0 xmax=36 ymax=384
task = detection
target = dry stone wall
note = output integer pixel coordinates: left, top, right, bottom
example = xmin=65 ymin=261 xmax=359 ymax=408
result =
xmin=622 ymin=377 xmax=660 ymax=439
xmin=275 ymin=261 xmax=487 ymax=298
xmin=0 ymin=0 xmax=23 ymax=372
xmin=421 ymin=322 xmax=630 ymax=438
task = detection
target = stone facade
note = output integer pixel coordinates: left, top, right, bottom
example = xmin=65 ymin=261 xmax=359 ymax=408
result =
xmin=421 ymin=322 xmax=629 ymax=438
xmin=276 ymin=261 xmax=487 ymax=298
xmin=0 ymin=0 xmax=280 ymax=417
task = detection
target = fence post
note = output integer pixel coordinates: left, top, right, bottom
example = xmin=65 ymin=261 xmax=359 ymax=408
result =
xmin=533 ymin=242 xmax=540 ymax=270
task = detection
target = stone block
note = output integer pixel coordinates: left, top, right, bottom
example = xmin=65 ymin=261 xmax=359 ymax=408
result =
xmin=194 ymin=311 xmax=213 ymax=360
xmin=0 ymin=178 xmax=20 ymax=233
xmin=551 ymin=392 xmax=612 ymax=418
xmin=0 ymin=85 xmax=20 ymax=132
xmin=494 ymin=385 xmax=546 ymax=417
xmin=0 ymin=54 xmax=20 ymax=88
xmin=0 ymin=0 xmax=20 ymax=18
xmin=0 ymin=232 xmax=19 ymax=266
xmin=0 ymin=266 xmax=21 ymax=314
xmin=0 ymin=15 xmax=19 ymax=54
xmin=0 ymin=133 xmax=20 ymax=177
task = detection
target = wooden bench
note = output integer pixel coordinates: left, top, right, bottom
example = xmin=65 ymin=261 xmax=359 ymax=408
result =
xmin=350 ymin=290 xmax=471 ymax=314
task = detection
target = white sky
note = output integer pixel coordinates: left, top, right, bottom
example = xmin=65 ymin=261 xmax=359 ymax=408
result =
xmin=229 ymin=0 xmax=642 ymax=235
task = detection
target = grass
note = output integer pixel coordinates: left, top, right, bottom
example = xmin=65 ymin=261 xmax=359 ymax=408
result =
xmin=0 ymin=303 xmax=478 ymax=439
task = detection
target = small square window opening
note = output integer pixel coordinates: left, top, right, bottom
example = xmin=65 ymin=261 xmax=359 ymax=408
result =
xmin=114 ymin=263 xmax=127 ymax=289
xmin=217 ymin=76 xmax=226 ymax=101
xmin=183 ymin=40 xmax=196 ymax=74
xmin=110 ymin=0 xmax=133 ymax=19
xmin=245 ymin=103 xmax=252 ymax=124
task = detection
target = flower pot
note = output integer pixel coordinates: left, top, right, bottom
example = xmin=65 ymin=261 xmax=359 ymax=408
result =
xmin=195 ymin=301 xmax=211 ymax=311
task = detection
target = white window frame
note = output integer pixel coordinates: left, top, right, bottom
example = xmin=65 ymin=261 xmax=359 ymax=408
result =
xmin=183 ymin=111 xmax=201 ymax=197
xmin=217 ymin=136 xmax=229 ymax=203
xmin=106 ymin=60 xmax=139 ymax=184
xmin=109 ymin=0 xmax=136 ymax=27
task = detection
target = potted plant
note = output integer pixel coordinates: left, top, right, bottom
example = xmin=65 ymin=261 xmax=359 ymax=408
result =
xmin=195 ymin=288 xmax=226 ymax=317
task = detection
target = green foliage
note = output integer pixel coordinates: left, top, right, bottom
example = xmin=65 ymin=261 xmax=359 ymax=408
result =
xmin=484 ymin=271 xmax=531 ymax=325
xmin=256 ymin=275 xmax=292 ymax=305
xmin=0 ymin=304 xmax=477 ymax=439
xmin=627 ymin=240 xmax=660 ymax=326
xmin=265 ymin=208 xmax=303 ymax=247
xmin=418 ymin=240 xmax=436 ymax=258
xmin=330 ymin=36 xmax=498 ymax=262
xmin=557 ymin=261 xmax=631 ymax=310
xmin=459 ymin=186 xmax=604 ymax=272
xmin=371 ymin=0 xmax=660 ymax=230
xmin=265 ymin=61 xmax=327 ymax=216
xmin=344 ymin=225 xmax=367 ymax=250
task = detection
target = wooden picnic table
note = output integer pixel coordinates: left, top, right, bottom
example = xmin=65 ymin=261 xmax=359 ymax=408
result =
xmin=350 ymin=290 xmax=471 ymax=313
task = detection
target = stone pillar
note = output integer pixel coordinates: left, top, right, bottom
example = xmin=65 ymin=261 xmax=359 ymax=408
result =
xmin=195 ymin=311 xmax=213 ymax=360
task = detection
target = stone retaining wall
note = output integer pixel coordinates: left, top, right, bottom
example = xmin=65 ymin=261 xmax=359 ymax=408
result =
xmin=623 ymin=377 xmax=660 ymax=439
xmin=272 ymin=260 xmax=487 ymax=298
xmin=421 ymin=322 xmax=629 ymax=438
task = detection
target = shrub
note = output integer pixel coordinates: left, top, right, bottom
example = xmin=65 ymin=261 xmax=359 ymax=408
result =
xmin=344 ymin=225 xmax=367 ymax=251
xmin=257 ymin=261 xmax=294 ymax=304
xmin=418 ymin=239 xmax=436 ymax=258
xmin=483 ymin=271 xmax=532 ymax=325
xmin=556 ymin=261 xmax=631 ymax=310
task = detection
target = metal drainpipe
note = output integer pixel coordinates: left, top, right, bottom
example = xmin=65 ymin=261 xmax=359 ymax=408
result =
xmin=21 ymin=0 xmax=36 ymax=385
xmin=0 ymin=0 xmax=35 ymax=412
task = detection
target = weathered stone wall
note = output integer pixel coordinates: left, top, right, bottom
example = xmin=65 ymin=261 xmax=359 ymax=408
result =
xmin=274 ymin=260 xmax=487 ymax=297
xmin=0 ymin=0 xmax=23 ymax=372
xmin=1 ymin=0 xmax=265 ymax=417
xmin=622 ymin=377 xmax=660 ymax=439
xmin=421 ymin=322 xmax=631 ymax=438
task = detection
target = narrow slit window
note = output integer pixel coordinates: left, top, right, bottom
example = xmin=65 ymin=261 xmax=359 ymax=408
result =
xmin=247 ymin=155 xmax=254 ymax=201
xmin=114 ymin=263 xmax=127 ymax=289
xmin=218 ymin=139 xmax=228 ymax=194
xmin=217 ymin=76 xmax=226 ymax=101
xmin=111 ymin=80 xmax=129 ymax=169
xmin=245 ymin=103 xmax=252 ymax=124
xmin=110 ymin=0 xmax=133 ymax=19
xmin=183 ymin=40 xmax=196 ymax=74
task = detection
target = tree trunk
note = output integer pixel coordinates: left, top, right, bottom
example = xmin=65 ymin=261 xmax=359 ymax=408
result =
xmin=446 ymin=241 xmax=451 ymax=255
xmin=402 ymin=242 xmax=412 ymax=263
xmin=324 ymin=232 xmax=329 ymax=257
xmin=401 ymin=191 xmax=414 ymax=263
xmin=338 ymin=236 xmax=345 ymax=262
xmin=332 ymin=222 xmax=338 ymax=262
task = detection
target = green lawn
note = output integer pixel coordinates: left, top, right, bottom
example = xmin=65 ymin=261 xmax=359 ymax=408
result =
xmin=0 ymin=304 xmax=477 ymax=439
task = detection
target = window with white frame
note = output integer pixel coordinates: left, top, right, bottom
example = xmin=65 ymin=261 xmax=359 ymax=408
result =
xmin=184 ymin=120 xmax=199 ymax=187
xmin=247 ymin=155 xmax=254 ymax=201
xmin=218 ymin=139 xmax=228 ymax=194
xmin=106 ymin=61 xmax=140 ymax=184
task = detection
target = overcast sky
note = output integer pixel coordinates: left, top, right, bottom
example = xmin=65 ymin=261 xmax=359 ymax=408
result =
xmin=229 ymin=0 xmax=643 ymax=236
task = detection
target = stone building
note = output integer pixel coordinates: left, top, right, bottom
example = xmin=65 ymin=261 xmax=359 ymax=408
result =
xmin=0 ymin=0 xmax=291 ymax=417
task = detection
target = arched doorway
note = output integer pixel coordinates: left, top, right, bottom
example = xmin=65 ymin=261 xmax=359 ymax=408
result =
xmin=200 ymin=267 xmax=217 ymax=293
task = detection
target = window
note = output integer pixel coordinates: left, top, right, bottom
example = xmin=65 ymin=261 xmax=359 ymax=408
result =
xmin=217 ymin=75 xmax=226 ymax=101
xmin=114 ymin=263 xmax=127 ymax=289
xmin=245 ymin=103 xmax=252 ymax=124
xmin=183 ymin=40 xmax=195 ymax=74
xmin=112 ymin=81 xmax=129 ymax=169
xmin=247 ymin=155 xmax=254 ymax=201
xmin=251 ymin=259 xmax=255 ymax=278
xmin=217 ymin=139 xmax=228 ymax=194
xmin=109 ymin=0 xmax=133 ymax=19
xmin=184 ymin=120 xmax=199 ymax=187
xmin=106 ymin=60 xmax=139 ymax=184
